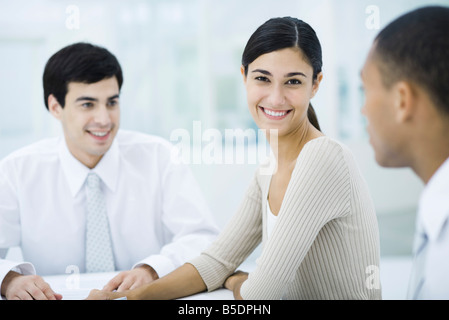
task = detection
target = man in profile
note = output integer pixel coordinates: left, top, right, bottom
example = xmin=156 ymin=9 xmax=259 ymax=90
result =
xmin=0 ymin=42 xmax=219 ymax=300
xmin=361 ymin=6 xmax=449 ymax=299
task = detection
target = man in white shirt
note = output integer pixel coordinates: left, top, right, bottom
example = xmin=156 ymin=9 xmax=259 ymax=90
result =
xmin=0 ymin=42 xmax=219 ymax=300
xmin=360 ymin=6 xmax=449 ymax=299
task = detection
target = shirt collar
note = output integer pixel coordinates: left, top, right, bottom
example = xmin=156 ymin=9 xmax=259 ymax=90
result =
xmin=59 ymin=136 xmax=120 ymax=197
xmin=418 ymin=156 xmax=449 ymax=241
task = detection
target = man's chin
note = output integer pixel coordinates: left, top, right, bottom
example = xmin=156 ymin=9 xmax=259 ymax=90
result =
xmin=374 ymin=152 xmax=406 ymax=169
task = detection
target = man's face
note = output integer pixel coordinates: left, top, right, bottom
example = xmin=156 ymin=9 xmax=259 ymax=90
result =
xmin=50 ymin=76 xmax=120 ymax=168
xmin=361 ymin=48 xmax=407 ymax=168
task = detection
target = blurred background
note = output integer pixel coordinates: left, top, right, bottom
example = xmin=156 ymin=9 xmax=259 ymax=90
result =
xmin=1 ymin=0 xmax=448 ymax=299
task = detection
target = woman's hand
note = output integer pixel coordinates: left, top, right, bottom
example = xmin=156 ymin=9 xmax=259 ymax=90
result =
xmin=224 ymin=271 xmax=248 ymax=300
xmin=86 ymin=263 xmax=207 ymax=300
xmin=86 ymin=289 xmax=127 ymax=300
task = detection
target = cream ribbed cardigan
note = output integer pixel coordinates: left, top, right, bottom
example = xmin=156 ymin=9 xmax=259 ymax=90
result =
xmin=189 ymin=137 xmax=382 ymax=299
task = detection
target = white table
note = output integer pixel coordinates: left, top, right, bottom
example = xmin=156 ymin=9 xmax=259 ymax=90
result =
xmin=43 ymin=272 xmax=233 ymax=300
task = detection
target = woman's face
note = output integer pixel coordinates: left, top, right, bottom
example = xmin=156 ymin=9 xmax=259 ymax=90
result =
xmin=242 ymin=47 xmax=322 ymax=137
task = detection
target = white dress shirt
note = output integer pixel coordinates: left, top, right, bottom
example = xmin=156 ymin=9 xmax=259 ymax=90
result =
xmin=412 ymin=156 xmax=449 ymax=299
xmin=0 ymin=130 xmax=219 ymax=284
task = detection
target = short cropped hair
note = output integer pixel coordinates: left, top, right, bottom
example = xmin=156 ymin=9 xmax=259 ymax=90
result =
xmin=43 ymin=42 xmax=123 ymax=110
xmin=373 ymin=6 xmax=449 ymax=114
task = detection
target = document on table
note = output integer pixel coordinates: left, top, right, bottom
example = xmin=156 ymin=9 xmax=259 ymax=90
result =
xmin=44 ymin=272 xmax=118 ymax=300
xmin=43 ymin=272 xmax=234 ymax=300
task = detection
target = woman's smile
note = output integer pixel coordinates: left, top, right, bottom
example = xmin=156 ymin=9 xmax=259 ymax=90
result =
xmin=259 ymin=106 xmax=292 ymax=120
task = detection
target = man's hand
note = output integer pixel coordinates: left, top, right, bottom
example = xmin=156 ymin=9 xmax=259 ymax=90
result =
xmin=1 ymin=271 xmax=62 ymax=300
xmin=102 ymin=265 xmax=159 ymax=292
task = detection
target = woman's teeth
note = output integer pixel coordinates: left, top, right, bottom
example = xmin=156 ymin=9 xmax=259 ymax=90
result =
xmin=262 ymin=108 xmax=289 ymax=117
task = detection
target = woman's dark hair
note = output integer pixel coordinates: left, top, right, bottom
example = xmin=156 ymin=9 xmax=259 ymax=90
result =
xmin=373 ymin=6 xmax=449 ymax=115
xmin=43 ymin=42 xmax=123 ymax=110
xmin=242 ymin=17 xmax=322 ymax=131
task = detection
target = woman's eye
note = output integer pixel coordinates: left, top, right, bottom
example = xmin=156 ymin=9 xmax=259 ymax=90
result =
xmin=255 ymin=76 xmax=270 ymax=82
xmin=286 ymin=79 xmax=302 ymax=85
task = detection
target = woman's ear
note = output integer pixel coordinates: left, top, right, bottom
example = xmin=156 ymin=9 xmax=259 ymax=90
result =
xmin=48 ymin=94 xmax=63 ymax=120
xmin=240 ymin=65 xmax=247 ymax=83
xmin=310 ymin=72 xmax=323 ymax=98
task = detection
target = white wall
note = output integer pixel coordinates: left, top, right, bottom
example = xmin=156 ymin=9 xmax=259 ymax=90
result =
xmin=1 ymin=0 xmax=445 ymax=258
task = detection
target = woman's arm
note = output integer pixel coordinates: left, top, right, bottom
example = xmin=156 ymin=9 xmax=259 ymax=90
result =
xmin=187 ymin=173 xmax=262 ymax=292
xmin=224 ymin=271 xmax=248 ymax=300
xmin=87 ymin=173 xmax=263 ymax=300
xmin=86 ymin=263 xmax=206 ymax=300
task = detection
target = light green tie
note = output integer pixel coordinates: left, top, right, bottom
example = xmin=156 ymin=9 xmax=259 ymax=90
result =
xmin=85 ymin=173 xmax=115 ymax=273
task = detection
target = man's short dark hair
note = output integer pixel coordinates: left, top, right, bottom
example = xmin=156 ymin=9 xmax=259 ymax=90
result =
xmin=43 ymin=42 xmax=123 ymax=110
xmin=373 ymin=6 xmax=449 ymax=115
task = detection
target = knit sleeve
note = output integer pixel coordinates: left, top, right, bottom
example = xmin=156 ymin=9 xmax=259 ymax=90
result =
xmin=240 ymin=138 xmax=351 ymax=299
xmin=188 ymin=173 xmax=263 ymax=291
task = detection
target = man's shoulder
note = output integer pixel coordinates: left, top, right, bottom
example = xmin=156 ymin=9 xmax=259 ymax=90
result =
xmin=1 ymin=137 xmax=60 ymax=163
xmin=0 ymin=137 xmax=61 ymax=177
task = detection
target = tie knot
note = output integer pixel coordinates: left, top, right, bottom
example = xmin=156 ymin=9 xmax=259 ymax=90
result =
xmin=86 ymin=173 xmax=100 ymax=189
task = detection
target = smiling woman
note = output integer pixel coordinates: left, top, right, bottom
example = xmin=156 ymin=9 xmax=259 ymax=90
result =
xmin=189 ymin=17 xmax=381 ymax=300
xmin=242 ymin=47 xmax=321 ymax=139
xmin=241 ymin=17 xmax=323 ymax=133
xmin=87 ymin=16 xmax=382 ymax=301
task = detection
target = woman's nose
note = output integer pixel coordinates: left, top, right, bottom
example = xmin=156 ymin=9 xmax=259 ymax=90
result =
xmin=267 ymin=85 xmax=286 ymax=107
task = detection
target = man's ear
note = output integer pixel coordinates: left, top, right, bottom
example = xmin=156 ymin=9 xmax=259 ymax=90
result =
xmin=48 ymin=94 xmax=63 ymax=120
xmin=394 ymin=81 xmax=415 ymax=123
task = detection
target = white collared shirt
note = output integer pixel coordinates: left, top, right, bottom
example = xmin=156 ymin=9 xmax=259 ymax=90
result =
xmin=0 ymin=130 xmax=219 ymax=282
xmin=414 ymin=156 xmax=449 ymax=299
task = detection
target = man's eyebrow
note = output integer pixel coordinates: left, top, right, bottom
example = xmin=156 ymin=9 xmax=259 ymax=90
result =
xmin=108 ymin=94 xmax=120 ymax=100
xmin=74 ymin=94 xmax=119 ymax=102
xmin=251 ymin=69 xmax=307 ymax=78
xmin=75 ymin=96 xmax=98 ymax=102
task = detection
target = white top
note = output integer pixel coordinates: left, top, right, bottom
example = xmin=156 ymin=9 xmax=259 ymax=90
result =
xmin=0 ymin=130 xmax=219 ymax=283
xmin=266 ymin=199 xmax=278 ymax=240
xmin=412 ymin=156 xmax=449 ymax=299
xmin=190 ymin=136 xmax=381 ymax=299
